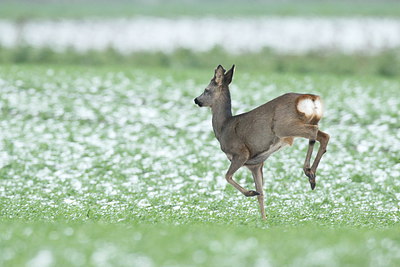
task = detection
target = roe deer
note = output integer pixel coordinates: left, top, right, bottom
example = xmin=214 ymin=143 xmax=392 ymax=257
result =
xmin=194 ymin=65 xmax=330 ymax=220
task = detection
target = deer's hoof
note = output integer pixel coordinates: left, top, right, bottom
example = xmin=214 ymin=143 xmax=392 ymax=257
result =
xmin=304 ymin=168 xmax=316 ymax=190
xmin=245 ymin=190 xmax=260 ymax=197
xmin=310 ymin=182 xmax=316 ymax=190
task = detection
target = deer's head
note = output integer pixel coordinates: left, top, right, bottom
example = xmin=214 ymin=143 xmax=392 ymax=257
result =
xmin=194 ymin=64 xmax=235 ymax=107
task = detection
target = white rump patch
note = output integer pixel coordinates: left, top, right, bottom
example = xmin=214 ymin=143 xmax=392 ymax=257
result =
xmin=297 ymin=98 xmax=323 ymax=118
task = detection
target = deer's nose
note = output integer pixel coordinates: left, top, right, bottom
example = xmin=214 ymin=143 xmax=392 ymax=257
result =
xmin=194 ymin=98 xmax=202 ymax=106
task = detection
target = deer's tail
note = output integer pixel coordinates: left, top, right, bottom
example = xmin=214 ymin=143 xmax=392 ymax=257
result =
xmin=296 ymin=94 xmax=323 ymax=124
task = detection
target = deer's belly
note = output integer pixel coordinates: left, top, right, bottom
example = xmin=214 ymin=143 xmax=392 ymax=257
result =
xmin=245 ymin=139 xmax=290 ymax=165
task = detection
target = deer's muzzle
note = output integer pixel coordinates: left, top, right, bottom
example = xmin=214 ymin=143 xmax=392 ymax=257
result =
xmin=194 ymin=98 xmax=203 ymax=107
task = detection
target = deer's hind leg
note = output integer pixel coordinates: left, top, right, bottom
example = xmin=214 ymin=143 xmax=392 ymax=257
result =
xmin=275 ymin=122 xmax=325 ymax=189
xmin=247 ymin=163 xmax=266 ymax=220
xmin=305 ymin=130 xmax=330 ymax=188
xmin=303 ymin=139 xmax=317 ymax=189
xmin=274 ymin=122 xmax=319 ymax=140
xmin=300 ymin=129 xmax=329 ymax=188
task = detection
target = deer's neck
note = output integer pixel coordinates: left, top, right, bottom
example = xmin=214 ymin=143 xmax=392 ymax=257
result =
xmin=211 ymin=89 xmax=232 ymax=140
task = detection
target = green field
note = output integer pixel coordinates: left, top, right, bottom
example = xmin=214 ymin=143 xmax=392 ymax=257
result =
xmin=0 ymin=64 xmax=399 ymax=266
xmin=2 ymin=0 xmax=400 ymax=19
xmin=2 ymin=224 xmax=400 ymax=266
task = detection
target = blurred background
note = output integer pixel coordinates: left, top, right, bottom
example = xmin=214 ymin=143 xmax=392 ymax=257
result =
xmin=0 ymin=0 xmax=400 ymax=76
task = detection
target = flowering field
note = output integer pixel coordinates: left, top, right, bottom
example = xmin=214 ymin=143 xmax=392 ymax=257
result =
xmin=0 ymin=65 xmax=399 ymax=266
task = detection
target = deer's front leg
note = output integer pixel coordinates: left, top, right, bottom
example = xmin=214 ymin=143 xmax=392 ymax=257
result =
xmin=247 ymin=163 xmax=266 ymax=220
xmin=225 ymin=151 xmax=260 ymax=197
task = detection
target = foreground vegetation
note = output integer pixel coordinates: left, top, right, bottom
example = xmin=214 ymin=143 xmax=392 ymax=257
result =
xmin=2 ymin=223 xmax=400 ymax=266
xmin=0 ymin=64 xmax=399 ymax=265
xmin=1 ymin=0 xmax=400 ymax=19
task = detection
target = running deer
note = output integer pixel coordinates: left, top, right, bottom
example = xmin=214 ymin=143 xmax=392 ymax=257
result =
xmin=194 ymin=65 xmax=330 ymax=220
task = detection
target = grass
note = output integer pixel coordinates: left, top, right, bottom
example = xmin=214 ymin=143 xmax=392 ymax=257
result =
xmin=2 ymin=46 xmax=400 ymax=77
xmin=0 ymin=64 xmax=399 ymax=265
xmin=2 ymin=223 xmax=400 ymax=266
xmin=2 ymin=0 xmax=400 ymax=19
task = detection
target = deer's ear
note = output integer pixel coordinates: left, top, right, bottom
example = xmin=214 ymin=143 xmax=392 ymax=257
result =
xmin=224 ymin=65 xmax=235 ymax=85
xmin=215 ymin=65 xmax=226 ymax=85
